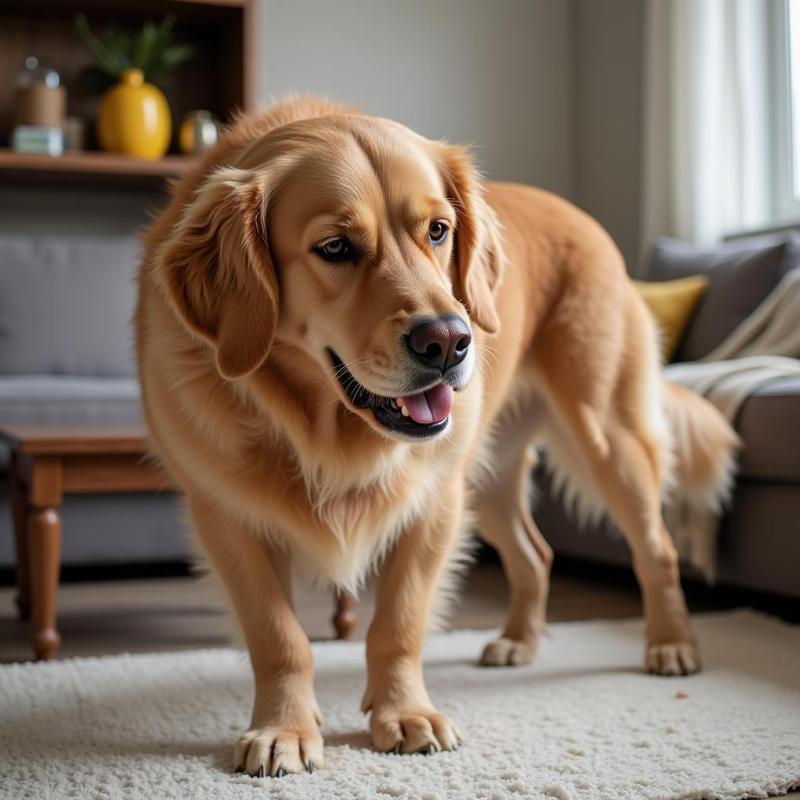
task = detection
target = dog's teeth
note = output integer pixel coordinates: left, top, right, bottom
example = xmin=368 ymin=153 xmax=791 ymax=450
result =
xmin=400 ymin=405 xmax=410 ymax=417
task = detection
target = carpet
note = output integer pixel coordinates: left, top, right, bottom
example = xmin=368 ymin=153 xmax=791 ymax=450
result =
xmin=1 ymin=611 xmax=798 ymax=800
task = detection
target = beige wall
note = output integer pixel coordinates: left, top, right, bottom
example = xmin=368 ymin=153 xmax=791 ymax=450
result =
xmin=572 ymin=0 xmax=645 ymax=270
xmin=257 ymin=0 xmax=646 ymax=268
xmin=258 ymin=0 xmax=575 ymax=197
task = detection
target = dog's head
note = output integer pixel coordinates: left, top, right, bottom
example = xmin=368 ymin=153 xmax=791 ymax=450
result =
xmin=157 ymin=114 xmax=504 ymax=442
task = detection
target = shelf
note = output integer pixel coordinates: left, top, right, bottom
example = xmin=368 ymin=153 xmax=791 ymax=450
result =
xmin=0 ymin=1 xmax=255 ymax=180
xmin=0 ymin=149 xmax=196 ymax=190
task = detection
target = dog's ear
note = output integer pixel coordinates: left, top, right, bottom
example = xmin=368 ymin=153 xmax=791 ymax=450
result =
xmin=440 ymin=145 xmax=504 ymax=334
xmin=156 ymin=168 xmax=279 ymax=380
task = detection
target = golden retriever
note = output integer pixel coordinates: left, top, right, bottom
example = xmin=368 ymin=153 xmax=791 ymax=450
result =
xmin=136 ymin=97 xmax=738 ymax=777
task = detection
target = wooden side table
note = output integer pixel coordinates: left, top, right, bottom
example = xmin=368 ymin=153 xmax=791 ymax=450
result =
xmin=1 ymin=422 xmax=357 ymax=661
xmin=0 ymin=423 xmax=171 ymax=661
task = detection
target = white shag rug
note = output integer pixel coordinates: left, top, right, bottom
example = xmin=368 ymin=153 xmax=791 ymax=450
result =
xmin=1 ymin=610 xmax=799 ymax=800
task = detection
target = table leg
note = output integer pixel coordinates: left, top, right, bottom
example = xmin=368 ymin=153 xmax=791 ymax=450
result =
xmin=9 ymin=451 xmax=31 ymax=620
xmin=28 ymin=508 xmax=62 ymax=660
xmin=332 ymin=590 xmax=356 ymax=640
xmin=27 ymin=457 xmax=63 ymax=661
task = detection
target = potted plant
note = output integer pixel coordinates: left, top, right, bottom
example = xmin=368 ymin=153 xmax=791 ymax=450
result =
xmin=75 ymin=14 xmax=194 ymax=159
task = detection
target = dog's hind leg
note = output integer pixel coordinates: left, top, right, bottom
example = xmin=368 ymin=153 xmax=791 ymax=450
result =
xmin=474 ymin=405 xmax=553 ymax=667
xmin=542 ymin=378 xmax=700 ymax=676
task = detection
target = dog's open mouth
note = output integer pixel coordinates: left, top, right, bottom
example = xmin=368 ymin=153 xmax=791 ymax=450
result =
xmin=327 ymin=349 xmax=452 ymax=438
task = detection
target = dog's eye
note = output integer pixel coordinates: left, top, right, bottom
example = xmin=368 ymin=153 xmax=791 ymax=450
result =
xmin=428 ymin=221 xmax=449 ymax=246
xmin=315 ymin=237 xmax=354 ymax=263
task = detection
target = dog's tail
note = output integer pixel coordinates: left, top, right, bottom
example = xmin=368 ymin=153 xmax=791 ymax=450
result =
xmin=661 ymin=379 xmax=740 ymax=512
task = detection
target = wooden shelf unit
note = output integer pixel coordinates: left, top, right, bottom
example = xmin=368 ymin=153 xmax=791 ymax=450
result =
xmin=0 ymin=0 xmax=256 ymax=189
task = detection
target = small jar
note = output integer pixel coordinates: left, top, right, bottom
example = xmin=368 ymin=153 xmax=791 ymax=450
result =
xmin=179 ymin=110 xmax=220 ymax=155
xmin=14 ymin=56 xmax=66 ymax=128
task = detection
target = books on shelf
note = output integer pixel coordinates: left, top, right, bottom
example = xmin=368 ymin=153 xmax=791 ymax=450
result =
xmin=11 ymin=125 xmax=64 ymax=156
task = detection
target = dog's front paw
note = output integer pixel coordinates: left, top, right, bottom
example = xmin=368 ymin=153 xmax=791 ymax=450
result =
xmin=479 ymin=635 xmax=538 ymax=666
xmin=646 ymin=641 xmax=700 ymax=676
xmin=234 ymin=722 xmax=324 ymax=777
xmin=370 ymin=707 xmax=462 ymax=754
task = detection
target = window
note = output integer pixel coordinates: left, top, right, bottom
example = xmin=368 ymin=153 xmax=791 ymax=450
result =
xmin=774 ymin=0 xmax=800 ymax=222
xmin=790 ymin=0 xmax=800 ymax=197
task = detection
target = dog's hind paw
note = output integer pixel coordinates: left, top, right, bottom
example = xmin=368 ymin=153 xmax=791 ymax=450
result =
xmin=646 ymin=641 xmax=701 ymax=676
xmin=479 ymin=635 xmax=538 ymax=667
xmin=371 ymin=708 xmax=462 ymax=755
xmin=234 ymin=724 xmax=323 ymax=777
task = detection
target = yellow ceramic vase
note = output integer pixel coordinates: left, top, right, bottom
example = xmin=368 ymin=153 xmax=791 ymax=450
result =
xmin=97 ymin=68 xmax=171 ymax=160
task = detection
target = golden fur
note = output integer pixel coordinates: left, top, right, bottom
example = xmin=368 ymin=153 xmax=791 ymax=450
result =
xmin=136 ymin=98 xmax=739 ymax=777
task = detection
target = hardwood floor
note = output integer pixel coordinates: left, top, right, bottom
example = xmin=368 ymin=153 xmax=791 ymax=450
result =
xmin=0 ymin=561 xmax=651 ymax=662
xmin=2 ymin=559 xmax=794 ymax=661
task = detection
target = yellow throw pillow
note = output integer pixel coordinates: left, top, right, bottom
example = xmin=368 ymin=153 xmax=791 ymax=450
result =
xmin=633 ymin=275 xmax=709 ymax=362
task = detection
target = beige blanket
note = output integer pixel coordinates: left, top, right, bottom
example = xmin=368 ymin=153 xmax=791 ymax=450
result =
xmin=663 ymin=268 xmax=800 ymax=580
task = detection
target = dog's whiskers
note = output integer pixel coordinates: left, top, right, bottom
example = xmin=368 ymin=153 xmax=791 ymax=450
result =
xmin=333 ymin=354 xmax=374 ymax=375
xmin=473 ymin=342 xmax=499 ymax=381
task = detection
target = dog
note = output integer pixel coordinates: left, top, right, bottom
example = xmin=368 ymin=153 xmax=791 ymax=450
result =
xmin=136 ymin=97 xmax=738 ymax=777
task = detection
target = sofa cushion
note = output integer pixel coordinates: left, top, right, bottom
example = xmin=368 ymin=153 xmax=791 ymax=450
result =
xmin=0 ymin=234 xmax=141 ymax=377
xmin=633 ymin=275 xmax=709 ymax=361
xmin=736 ymin=375 xmax=800 ymax=483
xmin=0 ymin=375 xmax=141 ymax=471
xmin=646 ymin=236 xmax=796 ymax=362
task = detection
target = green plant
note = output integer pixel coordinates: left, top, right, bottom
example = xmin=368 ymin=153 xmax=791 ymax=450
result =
xmin=75 ymin=13 xmax=195 ymax=91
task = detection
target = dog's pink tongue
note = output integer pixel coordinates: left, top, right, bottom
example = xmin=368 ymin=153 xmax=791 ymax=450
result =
xmin=400 ymin=384 xmax=454 ymax=425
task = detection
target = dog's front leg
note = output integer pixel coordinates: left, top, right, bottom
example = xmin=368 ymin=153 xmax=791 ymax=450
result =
xmin=361 ymin=479 xmax=464 ymax=754
xmin=187 ymin=495 xmax=322 ymax=777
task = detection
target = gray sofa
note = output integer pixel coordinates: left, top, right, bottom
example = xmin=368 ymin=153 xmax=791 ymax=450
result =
xmin=0 ymin=235 xmax=184 ymax=568
xmin=536 ymin=234 xmax=800 ymax=598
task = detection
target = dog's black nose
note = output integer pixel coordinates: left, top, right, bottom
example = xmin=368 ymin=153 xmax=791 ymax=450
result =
xmin=406 ymin=315 xmax=472 ymax=373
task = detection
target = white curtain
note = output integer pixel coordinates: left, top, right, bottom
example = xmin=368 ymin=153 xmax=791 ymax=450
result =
xmin=642 ymin=0 xmax=774 ymax=249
